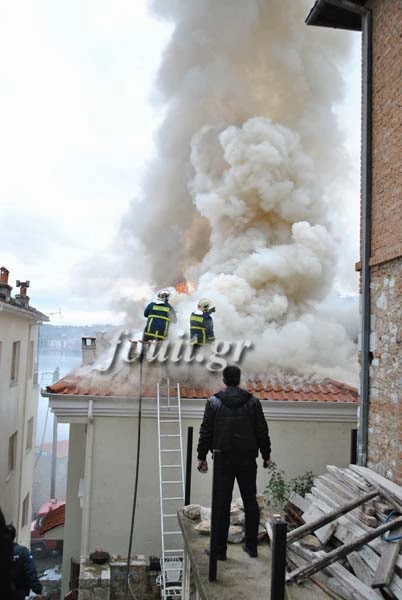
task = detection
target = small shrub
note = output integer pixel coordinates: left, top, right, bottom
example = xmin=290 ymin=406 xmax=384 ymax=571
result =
xmin=264 ymin=462 xmax=314 ymax=510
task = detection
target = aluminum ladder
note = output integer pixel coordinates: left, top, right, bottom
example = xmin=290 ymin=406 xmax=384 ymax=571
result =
xmin=157 ymin=378 xmax=185 ymax=599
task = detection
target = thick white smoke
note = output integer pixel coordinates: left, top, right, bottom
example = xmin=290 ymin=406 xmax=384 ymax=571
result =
xmin=118 ymin=0 xmax=358 ymax=381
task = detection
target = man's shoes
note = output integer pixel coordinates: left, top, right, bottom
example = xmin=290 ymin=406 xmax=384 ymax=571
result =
xmin=205 ymin=548 xmax=227 ymax=561
xmin=242 ymin=543 xmax=258 ymax=558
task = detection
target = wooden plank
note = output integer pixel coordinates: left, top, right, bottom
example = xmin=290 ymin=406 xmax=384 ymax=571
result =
xmin=372 ymin=525 xmax=402 ymax=589
xmin=314 ymin=481 xmax=377 ymax=531
xmin=289 ymin=491 xmax=311 ymax=513
xmin=287 ymin=490 xmax=378 ymax=544
xmin=300 ymin=504 xmax=337 ymax=545
xmin=286 ymin=516 xmax=402 ymax=584
xmin=265 ymin=520 xmax=273 ymax=544
xmin=325 ymin=562 xmax=383 ymax=600
xmin=343 ymin=467 xmax=374 ymax=490
xmin=346 ymin=544 xmax=402 ymax=599
xmin=317 ymin=477 xmax=378 ymax=527
xmin=373 ymin=499 xmax=394 ymax=515
xmin=329 ymin=466 xmax=372 ymax=494
xmin=347 ymin=551 xmax=373 ymax=585
xmin=287 ymin=544 xmax=344 ymax=600
xmin=349 ymin=465 xmax=402 ymax=511
xmin=320 ymin=475 xmax=357 ymax=501
xmin=326 ymin=577 xmax=358 ymax=600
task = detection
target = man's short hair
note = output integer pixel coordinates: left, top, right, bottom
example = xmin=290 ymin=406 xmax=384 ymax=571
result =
xmin=223 ymin=365 xmax=241 ymax=386
xmin=6 ymin=524 xmax=16 ymax=540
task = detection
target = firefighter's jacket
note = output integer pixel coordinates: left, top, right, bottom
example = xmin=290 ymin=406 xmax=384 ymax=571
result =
xmin=190 ymin=310 xmax=215 ymax=345
xmin=197 ymin=386 xmax=271 ymax=461
xmin=12 ymin=543 xmax=43 ymax=599
xmin=144 ymin=300 xmax=177 ymax=340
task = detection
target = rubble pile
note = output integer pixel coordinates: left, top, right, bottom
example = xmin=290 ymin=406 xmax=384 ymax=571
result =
xmin=276 ymin=465 xmax=402 ymax=599
xmin=183 ymin=494 xmax=269 ymax=545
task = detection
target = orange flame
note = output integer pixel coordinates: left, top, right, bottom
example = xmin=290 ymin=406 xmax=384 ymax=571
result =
xmin=175 ymin=281 xmax=196 ymax=295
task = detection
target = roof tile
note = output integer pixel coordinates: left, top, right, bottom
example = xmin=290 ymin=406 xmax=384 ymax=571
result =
xmin=40 ymin=503 xmax=65 ymax=534
xmin=46 ymin=372 xmax=358 ymax=404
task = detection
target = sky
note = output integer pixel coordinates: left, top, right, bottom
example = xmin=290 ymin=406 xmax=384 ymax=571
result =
xmin=0 ymin=0 xmax=361 ymax=326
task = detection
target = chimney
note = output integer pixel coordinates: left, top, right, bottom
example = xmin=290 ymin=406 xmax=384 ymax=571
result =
xmin=14 ymin=280 xmax=30 ymax=308
xmin=81 ymin=337 xmax=97 ymax=366
xmin=0 ymin=267 xmax=12 ymax=301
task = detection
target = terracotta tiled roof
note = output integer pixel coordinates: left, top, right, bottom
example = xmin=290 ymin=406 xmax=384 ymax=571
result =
xmin=41 ymin=440 xmax=69 ymax=458
xmin=46 ymin=374 xmax=357 ymax=403
xmin=40 ymin=503 xmax=65 ymax=534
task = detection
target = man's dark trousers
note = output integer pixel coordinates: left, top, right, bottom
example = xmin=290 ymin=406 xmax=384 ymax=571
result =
xmin=215 ymin=454 xmax=259 ymax=554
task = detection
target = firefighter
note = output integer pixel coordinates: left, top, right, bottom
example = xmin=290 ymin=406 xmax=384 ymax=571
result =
xmin=190 ymin=298 xmax=215 ymax=345
xmin=143 ymin=289 xmax=177 ymax=342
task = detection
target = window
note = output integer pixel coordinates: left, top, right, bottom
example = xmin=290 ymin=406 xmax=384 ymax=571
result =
xmin=22 ymin=493 xmax=30 ymax=527
xmin=26 ymin=417 xmax=34 ymax=450
xmin=28 ymin=340 xmax=34 ymax=379
xmin=8 ymin=432 xmax=18 ymax=474
xmin=10 ymin=341 xmax=21 ymax=384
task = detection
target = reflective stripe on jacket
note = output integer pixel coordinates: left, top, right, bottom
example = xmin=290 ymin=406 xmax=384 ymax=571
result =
xmin=190 ymin=311 xmax=215 ymax=345
xmin=144 ymin=301 xmax=175 ymax=340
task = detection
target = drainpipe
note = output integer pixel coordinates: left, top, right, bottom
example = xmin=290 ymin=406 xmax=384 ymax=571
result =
xmin=324 ymin=0 xmax=372 ymax=466
xmin=81 ymin=399 xmax=94 ymax=558
xmin=16 ymin=322 xmax=34 ymax=540
xmin=358 ymin=7 xmax=372 ymax=467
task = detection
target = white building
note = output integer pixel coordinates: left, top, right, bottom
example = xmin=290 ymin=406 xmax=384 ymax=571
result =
xmin=0 ymin=266 xmax=48 ymax=546
xmin=43 ymin=338 xmax=358 ymax=597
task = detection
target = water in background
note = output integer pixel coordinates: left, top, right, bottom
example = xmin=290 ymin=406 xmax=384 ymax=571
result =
xmin=36 ymin=351 xmax=81 ymax=445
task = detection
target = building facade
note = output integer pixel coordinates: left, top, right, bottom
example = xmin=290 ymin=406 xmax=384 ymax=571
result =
xmin=306 ymin=0 xmax=402 ymax=483
xmin=0 ymin=266 xmax=48 ymax=546
xmin=44 ymin=351 xmax=358 ymax=597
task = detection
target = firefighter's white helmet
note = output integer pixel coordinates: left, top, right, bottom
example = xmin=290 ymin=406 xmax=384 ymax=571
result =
xmin=157 ymin=289 xmax=171 ymax=301
xmin=198 ymin=297 xmax=214 ymax=312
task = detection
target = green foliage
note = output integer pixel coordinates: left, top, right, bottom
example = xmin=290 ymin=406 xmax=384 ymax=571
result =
xmin=264 ymin=462 xmax=315 ymax=510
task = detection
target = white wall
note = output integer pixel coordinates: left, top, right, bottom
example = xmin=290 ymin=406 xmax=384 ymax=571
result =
xmin=0 ymin=305 xmax=40 ymax=546
xmin=84 ymin=414 xmax=355 ymax=558
xmin=61 ymin=423 xmax=86 ymax=598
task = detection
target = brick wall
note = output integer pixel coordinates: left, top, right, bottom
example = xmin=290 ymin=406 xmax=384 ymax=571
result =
xmin=366 ymin=0 xmax=402 ymax=483
xmin=369 ymin=0 xmax=402 ymax=267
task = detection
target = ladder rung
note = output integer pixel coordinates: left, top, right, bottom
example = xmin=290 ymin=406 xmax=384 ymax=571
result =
xmin=164 ymin=531 xmax=181 ymax=535
xmin=160 ymin=434 xmax=180 ymax=438
xmin=164 ymin=549 xmax=183 ymax=553
xmin=162 ymin=481 xmax=182 ymax=484
xmin=161 ymin=465 xmax=181 ymax=468
xmin=163 ymin=513 xmax=177 ymax=517
xmin=161 ymin=450 xmax=181 ymax=453
xmin=160 ymin=420 xmax=180 ymax=423
xmin=163 ymin=496 xmax=184 ymax=500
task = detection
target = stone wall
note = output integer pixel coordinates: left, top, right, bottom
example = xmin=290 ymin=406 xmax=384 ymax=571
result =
xmin=368 ymin=259 xmax=402 ymax=483
xmin=78 ymin=557 xmax=160 ymax=600
xmin=365 ymin=0 xmax=402 ymax=483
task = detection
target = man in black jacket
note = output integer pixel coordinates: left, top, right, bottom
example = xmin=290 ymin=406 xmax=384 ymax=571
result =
xmin=7 ymin=525 xmax=43 ymax=600
xmin=197 ymin=365 xmax=271 ymax=560
xmin=0 ymin=507 xmax=15 ymax=599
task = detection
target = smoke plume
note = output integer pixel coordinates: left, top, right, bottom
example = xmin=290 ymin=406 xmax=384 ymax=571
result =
xmin=119 ymin=0 xmax=358 ymax=380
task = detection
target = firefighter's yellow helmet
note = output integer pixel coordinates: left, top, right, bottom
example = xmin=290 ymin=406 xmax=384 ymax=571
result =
xmin=198 ymin=298 xmax=214 ymax=312
xmin=157 ymin=289 xmax=171 ymax=301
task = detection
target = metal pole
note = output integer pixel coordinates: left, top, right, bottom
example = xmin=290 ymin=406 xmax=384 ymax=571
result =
xmin=50 ymin=416 xmax=58 ymax=499
xmin=50 ymin=366 xmax=60 ymax=500
xmin=270 ymin=518 xmax=287 ymax=600
xmin=209 ymin=449 xmax=222 ymax=582
xmin=350 ymin=428 xmax=358 ymax=465
xmin=185 ymin=427 xmax=193 ymax=506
